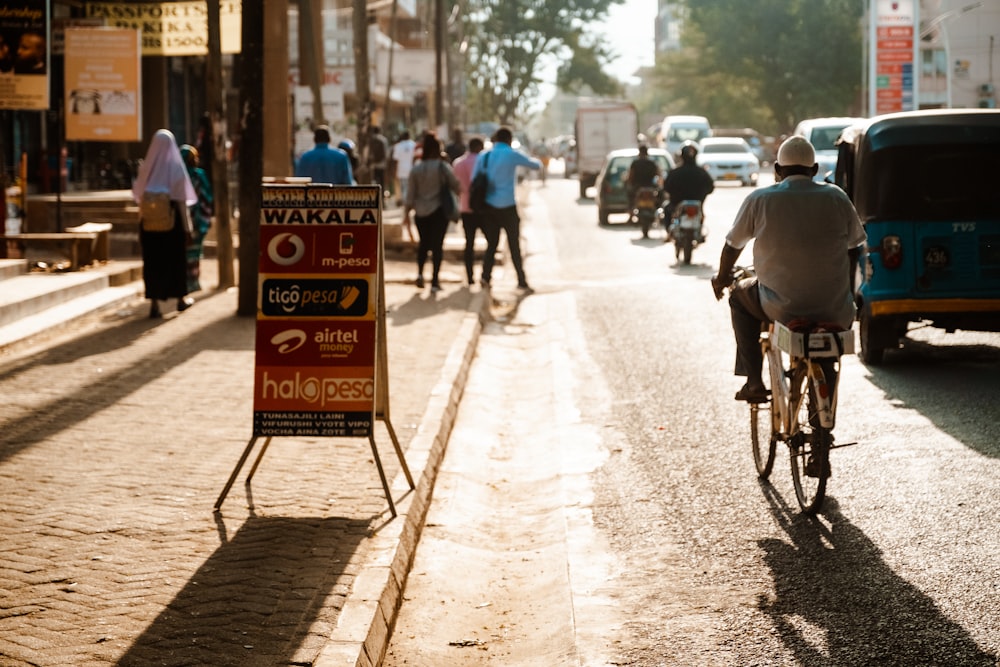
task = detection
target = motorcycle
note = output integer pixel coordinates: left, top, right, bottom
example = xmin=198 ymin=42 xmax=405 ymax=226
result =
xmin=632 ymin=181 xmax=662 ymax=239
xmin=668 ymin=199 xmax=704 ymax=265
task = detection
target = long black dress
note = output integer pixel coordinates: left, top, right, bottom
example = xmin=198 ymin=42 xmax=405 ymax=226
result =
xmin=140 ymin=202 xmax=188 ymax=300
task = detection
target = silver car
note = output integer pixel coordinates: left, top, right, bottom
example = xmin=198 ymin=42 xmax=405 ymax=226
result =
xmin=696 ymin=137 xmax=759 ymax=187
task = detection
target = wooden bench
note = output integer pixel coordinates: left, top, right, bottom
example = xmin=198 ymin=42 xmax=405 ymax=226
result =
xmin=0 ymin=224 xmax=112 ymax=270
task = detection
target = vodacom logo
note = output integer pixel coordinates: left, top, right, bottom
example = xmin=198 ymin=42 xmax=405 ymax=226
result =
xmin=268 ymin=232 xmax=306 ymax=266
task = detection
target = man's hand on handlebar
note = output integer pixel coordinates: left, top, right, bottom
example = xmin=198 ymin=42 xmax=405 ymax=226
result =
xmin=713 ymin=244 xmax=744 ymax=302
xmin=711 ymin=272 xmax=730 ymax=301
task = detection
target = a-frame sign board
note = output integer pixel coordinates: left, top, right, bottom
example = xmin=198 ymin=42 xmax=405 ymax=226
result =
xmin=214 ymin=183 xmax=413 ymax=516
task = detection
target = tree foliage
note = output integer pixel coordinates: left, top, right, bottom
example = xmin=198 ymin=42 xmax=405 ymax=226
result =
xmin=648 ymin=0 xmax=864 ymax=134
xmin=463 ymin=0 xmax=625 ymax=125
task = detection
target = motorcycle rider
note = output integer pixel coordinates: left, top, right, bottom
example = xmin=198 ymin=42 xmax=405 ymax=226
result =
xmin=626 ymin=143 xmax=662 ymax=216
xmin=663 ymin=140 xmax=715 ymax=241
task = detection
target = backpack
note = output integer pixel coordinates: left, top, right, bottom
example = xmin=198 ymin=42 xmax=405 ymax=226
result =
xmin=369 ymin=135 xmax=387 ymax=164
xmin=469 ymin=153 xmax=490 ymax=213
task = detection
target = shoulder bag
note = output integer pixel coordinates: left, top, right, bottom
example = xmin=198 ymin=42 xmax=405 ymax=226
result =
xmin=140 ymin=191 xmax=174 ymax=232
xmin=469 ymin=152 xmax=490 ymax=214
xmin=439 ymin=162 xmax=460 ymax=222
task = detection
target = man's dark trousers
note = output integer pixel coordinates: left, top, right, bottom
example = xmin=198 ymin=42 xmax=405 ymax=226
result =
xmin=481 ymin=205 xmax=528 ymax=287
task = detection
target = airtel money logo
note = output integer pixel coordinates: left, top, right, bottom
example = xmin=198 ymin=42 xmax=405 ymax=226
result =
xmin=270 ymin=329 xmax=307 ymax=353
xmin=268 ymin=232 xmax=306 ymax=266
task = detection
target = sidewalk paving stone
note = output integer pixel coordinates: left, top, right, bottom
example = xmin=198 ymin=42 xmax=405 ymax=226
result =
xmin=0 ymin=243 xmax=493 ymax=666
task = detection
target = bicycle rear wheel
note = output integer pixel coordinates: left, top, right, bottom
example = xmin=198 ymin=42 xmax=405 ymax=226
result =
xmin=751 ymin=348 xmax=777 ymax=478
xmin=789 ymin=377 xmax=829 ymax=513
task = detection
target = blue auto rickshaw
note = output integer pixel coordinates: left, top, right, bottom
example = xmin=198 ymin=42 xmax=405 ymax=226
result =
xmin=834 ymin=109 xmax=1000 ymax=364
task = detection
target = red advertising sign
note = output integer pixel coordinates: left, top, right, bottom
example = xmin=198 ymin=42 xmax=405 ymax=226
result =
xmin=253 ymin=184 xmax=381 ymax=438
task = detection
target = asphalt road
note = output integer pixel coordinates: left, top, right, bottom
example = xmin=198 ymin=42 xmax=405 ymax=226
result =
xmin=385 ymin=173 xmax=1000 ymax=666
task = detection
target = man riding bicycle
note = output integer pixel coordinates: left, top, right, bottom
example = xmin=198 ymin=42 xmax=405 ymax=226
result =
xmin=710 ymin=135 xmax=867 ymax=404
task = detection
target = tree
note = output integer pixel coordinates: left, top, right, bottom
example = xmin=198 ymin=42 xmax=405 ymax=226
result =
xmin=463 ymin=0 xmax=626 ymax=125
xmin=649 ymin=0 xmax=864 ymax=134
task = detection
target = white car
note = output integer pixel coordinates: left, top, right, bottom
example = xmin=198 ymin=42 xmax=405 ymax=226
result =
xmin=791 ymin=116 xmax=866 ymax=182
xmin=696 ymin=137 xmax=759 ymax=186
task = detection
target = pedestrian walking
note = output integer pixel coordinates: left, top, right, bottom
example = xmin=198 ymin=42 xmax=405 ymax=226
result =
xmin=179 ymin=144 xmax=214 ymax=293
xmin=392 ymin=130 xmax=416 ymax=201
xmin=132 ymin=129 xmax=197 ymax=318
xmin=445 ymin=127 xmax=466 ymax=163
xmin=392 ymin=130 xmax=417 ymax=238
xmin=295 ymin=125 xmax=354 ymax=185
xmin=368 ymin=125 xmax=390 ymax=192
xmin=337 ymin=138 xmax=361 ymax=183
xmin=472 ymin=126 xmax=541 ymax=291
xmin=404 ymin=132 xmax=460 ymax=292
xmin=452 ymin=136 xmax=485 ymax=285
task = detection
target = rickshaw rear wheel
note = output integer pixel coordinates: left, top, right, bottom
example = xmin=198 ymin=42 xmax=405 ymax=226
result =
xmin=859 ymin=309 xmax=887 ymax=365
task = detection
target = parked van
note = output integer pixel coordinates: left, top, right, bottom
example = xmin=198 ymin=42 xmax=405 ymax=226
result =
xmin=659 ymin=115 xmax=712 ymax=158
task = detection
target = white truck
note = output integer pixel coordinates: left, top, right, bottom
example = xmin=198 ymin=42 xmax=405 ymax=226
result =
xmin=575 ymin=102 xmax=639 ymax=199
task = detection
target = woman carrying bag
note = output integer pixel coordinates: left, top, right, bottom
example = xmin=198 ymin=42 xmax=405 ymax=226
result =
xmin=132 ymin=129 xmax=197 ymax=318
xmin=403 ymin=132 xmax=460 ymax=292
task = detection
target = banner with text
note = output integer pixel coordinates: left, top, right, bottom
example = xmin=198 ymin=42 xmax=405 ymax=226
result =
xmin=871 ymin=0 xmax=917 ymax=114
xmin=0 ymin=0 xmax=50 ymax=110
xmin=84 ymin=1 xmax=241 ymax=56
xmin=253 ymin=184 xmax=381 ymax=438
xmin=64 ymin=27 xmax=142 ymax=141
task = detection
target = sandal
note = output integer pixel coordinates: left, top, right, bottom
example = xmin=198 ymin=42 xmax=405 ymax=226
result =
xmin=735 ymin=383 xmax=770 ymax=403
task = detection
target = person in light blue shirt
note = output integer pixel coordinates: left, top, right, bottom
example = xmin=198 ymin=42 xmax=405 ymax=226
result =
xmin=471 ymin=126 xmax=541 ymax=290
xmin=295 ymin=125 xmax=354 ymax=185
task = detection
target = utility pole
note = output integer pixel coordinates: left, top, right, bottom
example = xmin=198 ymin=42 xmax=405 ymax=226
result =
xmin=299 ymin=0 xmax=325 ymax=126
xmin=354 ymin=0 xmax=372 ymax=180
xmin=434 ymin=0 xmax=443 ymax=128
xmin=237 ymin=0 xmax=264 ymax=316
xmin=206 ymin=0 xmax=234 ymax=288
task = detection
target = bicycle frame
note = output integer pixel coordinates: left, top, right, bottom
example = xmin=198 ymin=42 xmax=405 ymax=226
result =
xmin=764 ymin=331 xmax=838 ymax=438
xmin=755 ymin=322 xmax=852 ymax=513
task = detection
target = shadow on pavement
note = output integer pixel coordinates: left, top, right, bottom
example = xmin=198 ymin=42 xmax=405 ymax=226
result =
xmin=387 ymin=286 xmax=474 ymax=327
xmin=0 ymin=305 xmax=254 ymax=465
xmin=758 ymin=492 xmax=996 ymax=665
xmin=116 ymin=516 xmax=365 ymax=667
xmin=864 ymin=338 xmax=1000 ymax=459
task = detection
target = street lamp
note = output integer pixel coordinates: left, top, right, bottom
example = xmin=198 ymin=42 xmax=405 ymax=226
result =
xmin=920 ymin=2 xmax=982 ymax=108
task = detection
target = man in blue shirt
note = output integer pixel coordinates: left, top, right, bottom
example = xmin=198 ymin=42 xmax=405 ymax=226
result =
xmin=295 ymin=125 xmax=354 ymax=185
xmin=471 ymin=126 xmax=541 ymax=291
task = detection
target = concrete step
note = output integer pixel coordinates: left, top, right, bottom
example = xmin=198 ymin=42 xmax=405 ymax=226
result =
xmin=0 ymin=260 xmax=144 ymax=354
xmin=0 ymin=259 xmax=27 ymax=281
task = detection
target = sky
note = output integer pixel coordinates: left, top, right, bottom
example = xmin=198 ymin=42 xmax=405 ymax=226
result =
xmin=603 ymin=0 xmax=657 ymax=83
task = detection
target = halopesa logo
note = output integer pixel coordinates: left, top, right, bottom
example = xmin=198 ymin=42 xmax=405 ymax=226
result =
xmin=261 ymin=278 xmax=369 ymax=317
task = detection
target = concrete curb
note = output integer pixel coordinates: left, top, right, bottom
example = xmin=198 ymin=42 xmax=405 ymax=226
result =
xmin=315 ymin=288 xmax=491 ymax=667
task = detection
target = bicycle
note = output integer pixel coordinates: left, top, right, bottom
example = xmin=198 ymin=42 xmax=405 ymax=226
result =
xmin=733 ymin=268 xmax=858 ymax=513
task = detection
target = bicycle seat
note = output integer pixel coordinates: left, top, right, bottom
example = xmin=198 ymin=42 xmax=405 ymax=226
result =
xmin=784 ymin=318 xmax=846 ymax=333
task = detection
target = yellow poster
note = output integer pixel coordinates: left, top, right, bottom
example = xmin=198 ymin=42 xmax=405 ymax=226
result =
xmin=84 ymin=1 xmax=241 ymax=56
xmin=64 ymin=27 xmax=142 ymax=142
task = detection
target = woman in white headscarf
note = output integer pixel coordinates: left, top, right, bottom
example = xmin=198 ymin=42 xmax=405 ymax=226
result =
xmin=132 ymin=129 xmax=197 ymax=318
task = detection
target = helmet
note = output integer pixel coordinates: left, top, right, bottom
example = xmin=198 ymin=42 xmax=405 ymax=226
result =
xmin=337 ymin=138 xmax=356 ymax=153
xmin=680 ymin=140 xmax=699 ymax=161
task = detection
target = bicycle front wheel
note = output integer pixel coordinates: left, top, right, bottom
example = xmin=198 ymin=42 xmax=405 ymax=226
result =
xmin=751 ymin=348 xmax=777 ymax=478
xmin=789 ymin=378 xmax=829 ymax=514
